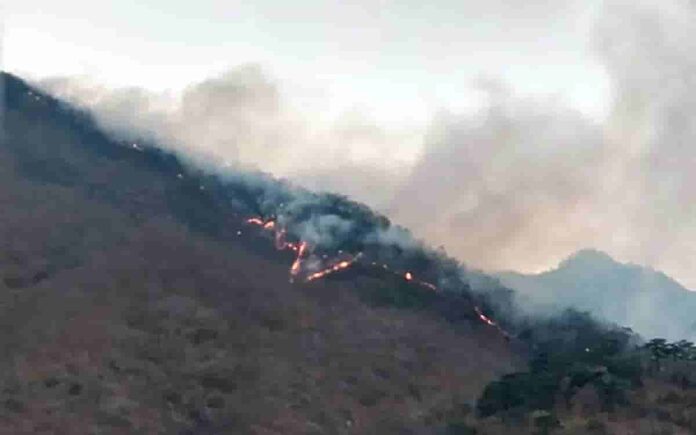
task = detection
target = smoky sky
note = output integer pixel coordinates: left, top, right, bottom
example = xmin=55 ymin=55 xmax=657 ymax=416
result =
xmin=36 ymin=0 xmax=696 ymax=289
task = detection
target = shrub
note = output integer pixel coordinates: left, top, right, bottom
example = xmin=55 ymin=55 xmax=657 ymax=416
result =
xmin=477 ymin=372 xmax=558 ymax=417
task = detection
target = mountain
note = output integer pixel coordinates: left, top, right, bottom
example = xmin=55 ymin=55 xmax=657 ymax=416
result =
xmin=497 ymin=249 xmax=696 ymax=341
xmin=7 ymin=72 xmax=696 ymax=434
xmin=0 ymin=72 xmax=522 ymax=433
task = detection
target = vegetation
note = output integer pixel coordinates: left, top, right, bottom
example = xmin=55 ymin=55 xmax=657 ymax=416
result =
xmin=477 ymin=310 xmax=638 ymax=417
xmin=6 ymin=72 xmax=696 ymax=434
xmin=475 ymin=313 xmax=696 ymax=434
xmin=0 ymin=73 xmax=520 ymax=433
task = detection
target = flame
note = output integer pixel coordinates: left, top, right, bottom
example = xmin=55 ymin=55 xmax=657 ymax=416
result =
xmin=246 ymin=216 xmax=353 ymax=281
xmin=474 ymin=306 xmax=510 ymax=339
xmin=246 ymin=216 xmax=306 ymax=278
xmin=306 ymin=253 xmax=363 ymax=282
xmin=401 ymin=270 xmax=437 ymax=291
xmin=475 ymin=306 xmax=497 ymax=327
xmin=290 ymin=242 xmax=309 ymax=277
xmin=244 ymin=215 xmax=509 ymax=339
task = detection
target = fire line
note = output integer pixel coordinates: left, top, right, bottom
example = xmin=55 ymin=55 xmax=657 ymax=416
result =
xmin=244 ymin=215 xmax=510 ymax=338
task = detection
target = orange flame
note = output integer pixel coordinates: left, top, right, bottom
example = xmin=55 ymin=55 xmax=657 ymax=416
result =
xmin=290 ymin=242 xmax=309 ymax=277
xmin=402 ymin=271 xmax=437 ymax=291
xmin=245 ymin=215 xmax=510 ymax=339
xmin=246 ymin=217 xmax=265 ymax=226
xmin=245 ymin=216 xmax=321 ymax=281
xmin=474 ymin=306 xmax=510 ymax=339
xmin=475 ymin=306 xmax=497 ymax=327
xmin=306 ymin=253 xmax=363 ymax=282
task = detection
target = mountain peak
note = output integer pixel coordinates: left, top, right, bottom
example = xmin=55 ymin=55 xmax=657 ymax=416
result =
xmin=558 ymin=248 xmax=618 ymax=270
xmin=497 ymin=247 xmax=696 ymax=341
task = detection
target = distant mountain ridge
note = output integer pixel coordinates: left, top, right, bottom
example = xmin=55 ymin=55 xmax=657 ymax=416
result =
xmin=497 ymin=249 xmax=696 ymax=341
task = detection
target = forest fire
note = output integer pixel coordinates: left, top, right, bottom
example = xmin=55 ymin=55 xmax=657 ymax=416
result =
xmin=244 ymin=215 xmax=508 ymax=337
xmin=475 ymin=306 xmax=511 ymax=339
xmin=290 ymin=242 xmax=309 ymax=278
xmin=246 ymin=217 xmax=265 ymax=226
xmin=306 ymin=253 xmax=363 ymax=282
xmin=246 ymin=217 xmax=311 ymax=280
xmin=475 ymin=306 xmax=497 ymax=327
xmin=402 ymin=271 xmax=437 ymax=291
xmin=246 ymin=216 xmax=361 ymax=282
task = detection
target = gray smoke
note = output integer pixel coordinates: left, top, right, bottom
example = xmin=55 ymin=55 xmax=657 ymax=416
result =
xmin=592 ymin=0 xmax=696 ymax=288
xmin=390 ymin=0 xmax=696 ymax=288
xmin=387 ymin=87 xmax=607 ymax=274
xmin=34 ymin=0 xmax=696 ymax=290
xmin=37 ymin=65 xmax=409 ymax=205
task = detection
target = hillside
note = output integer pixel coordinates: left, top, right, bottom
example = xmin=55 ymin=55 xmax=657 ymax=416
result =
xmin=0 ymin=72 xmax=521 ymax=433
xmin=6 ymin=72 xmax=696 ymax=435
xmin=497 ymin=249 xmax=696 ymax=342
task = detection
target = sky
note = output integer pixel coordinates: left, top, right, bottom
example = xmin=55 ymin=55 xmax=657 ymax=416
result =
xmin=2 ymin=0 xmax=695 ymax=289
xmin=2 ymin=0 xmax=610 ymax=125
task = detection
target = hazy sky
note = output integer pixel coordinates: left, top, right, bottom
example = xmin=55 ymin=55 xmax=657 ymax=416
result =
xmin=2 ymin=1 xmax=695 ymax=289
xmin=2 ymin=0 xmax=609 ymax=125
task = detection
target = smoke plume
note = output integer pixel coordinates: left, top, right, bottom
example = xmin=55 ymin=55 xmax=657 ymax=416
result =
xmin=35 ymin=0 xmax=696 ymax=290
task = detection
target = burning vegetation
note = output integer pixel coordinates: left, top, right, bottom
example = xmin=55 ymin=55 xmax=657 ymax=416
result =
xmin=234 ymin=193 xmax=685 ymax=433
xmin=244 ymin=215 xmax=508 ymax=336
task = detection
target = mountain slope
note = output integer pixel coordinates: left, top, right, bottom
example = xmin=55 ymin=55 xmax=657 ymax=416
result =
xmin=0 ymin=72 xmax=520 ymax=433
xmin=497 ymin=249 xmax=696 ymax=341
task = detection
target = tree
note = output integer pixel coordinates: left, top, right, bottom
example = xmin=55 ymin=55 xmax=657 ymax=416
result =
xmin=643 ymin=338 xmax=669 ymax=372
xmin=674 ymin=340 xmax=694 ymax=361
